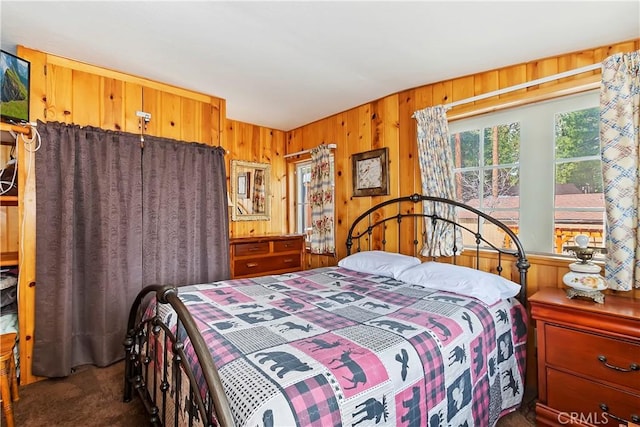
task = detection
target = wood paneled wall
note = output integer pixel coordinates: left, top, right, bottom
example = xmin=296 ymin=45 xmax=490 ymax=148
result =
xmin=284 ymin=39 xmax=640 ymax=301
xmin=22 ymin=47 xmax=224 ymax=144
xmin=11 ymin=39 xmax=639 ymax=385
xmin=225 ymin=119 xmax=288 ymax=237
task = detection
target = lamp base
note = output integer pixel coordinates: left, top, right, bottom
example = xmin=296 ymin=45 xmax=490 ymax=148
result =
xmin=566 ymin=287 xmax=605 ymax=304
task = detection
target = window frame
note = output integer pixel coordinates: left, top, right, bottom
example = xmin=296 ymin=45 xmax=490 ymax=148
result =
xmin=448 ymin=90 xmax=602 ymax=255
xmin=291 ymin=154 xmax=336 ymax=250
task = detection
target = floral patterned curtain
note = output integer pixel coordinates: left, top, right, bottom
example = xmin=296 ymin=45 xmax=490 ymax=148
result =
xmin=310 ymin=144 xmax=335 ymax=254
xmin=252 ymin=169 xmax=266 ymax=213
xmin=600 ymin=50 xmax=640 ymax=291
xmin=414 ymin=105 xmax=462 ymax=257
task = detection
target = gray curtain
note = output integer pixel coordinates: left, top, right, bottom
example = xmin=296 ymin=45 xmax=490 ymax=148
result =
xmin=33 ymin=123 xmax=230 ymax=378
xmin=142 ymin=137 xmax=230 ymax=286
xmin=34 ymin=122 xmax=143 ymax=377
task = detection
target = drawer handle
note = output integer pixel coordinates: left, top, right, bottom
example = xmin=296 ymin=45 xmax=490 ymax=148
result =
xmin=246 ymin=263 xmax=258 ymax=268
xmin=597 ymin=355 xmax=639 ymax=372
xmin=283 ymin=258 xmax=293 ymax=263
xmin=283 ymin=243 xmax=292 ymax=247
xmin=599 ymin=403 xmax=639 ymax=424
xmin=248 ymin=247 xmax=261 ymax=252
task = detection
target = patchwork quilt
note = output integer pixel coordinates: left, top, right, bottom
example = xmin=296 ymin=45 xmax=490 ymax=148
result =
xmin=149 ymin=266 xmax=527 ymax=427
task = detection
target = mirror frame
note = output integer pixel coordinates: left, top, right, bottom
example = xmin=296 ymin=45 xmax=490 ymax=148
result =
xmin=230 ymin=160 xmax=271 ymax=221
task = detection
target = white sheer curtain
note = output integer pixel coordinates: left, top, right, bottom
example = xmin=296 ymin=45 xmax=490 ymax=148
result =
xmin=414 ymin=106 xmax=462 ymax=257
xmin=600 ymin=50 xmax=640 ymax=291
xmin=309 ymin=144 xmax=335 ymax=254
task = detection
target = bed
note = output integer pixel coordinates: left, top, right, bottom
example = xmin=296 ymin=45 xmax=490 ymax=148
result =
xmin=123 ymin=194 xmax=530 ymax=427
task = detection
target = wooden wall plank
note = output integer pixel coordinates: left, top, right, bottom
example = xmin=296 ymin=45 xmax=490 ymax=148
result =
xmin=21 ymin=48 xmax=47 ymax=123
xmin=474 ymin=71 xmax=499 ymax=103
xmin=101 ymin=78 xmax=124 ymax=131
xmin=181 ymin=98 xmax=198 ymax=142
xmin=124 ymin=81 xmax=143 ymax=134
xmin=452 ymin=75 xmax=475 ymax=104
xmin=46 ymin=65 xmax=73 ymax=123
xmin=142 ymin=87 xmax=160 ymax=137
xmin=498 ymin=64 xmax=527 ymax=98
xmin=159 ymin=91 xmax=181 ymax=140
xmin=71 ymin=70 xmax=101 ymax=127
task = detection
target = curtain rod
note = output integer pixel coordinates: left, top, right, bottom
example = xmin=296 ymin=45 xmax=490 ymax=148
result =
xmin=284 ymin=143 xmax=337 ymax=158
xmin=412 ymin=62 xmax=602 ymax=117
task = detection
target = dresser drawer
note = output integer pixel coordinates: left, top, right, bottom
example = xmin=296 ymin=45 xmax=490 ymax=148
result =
xmin=547 ymin=368 xmax=640 ymax=426
xmin=273 ymin=238 xmax=303 ymax=253
xmin=545 ymin=324 xmax=640 ymax=391
xmin=233 ymin=254 xmax=301 ymax=277
xmin=234 ymin=241 xmax=270 ymax=257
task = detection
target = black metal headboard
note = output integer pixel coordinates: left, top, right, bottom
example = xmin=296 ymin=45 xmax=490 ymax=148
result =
xmin=346 ymin=194 xmax=530 ymax=304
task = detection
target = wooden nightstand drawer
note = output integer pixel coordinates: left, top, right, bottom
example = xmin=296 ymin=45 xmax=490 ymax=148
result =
xmin=546 ymin=324 xmax=640 ymax=391
xmin=531 ymin=289 xmax=640 ymax=427
xmin=234 ymin=241 xmax=270 ymax=256
xmin=547 ymin=369 xmax=640 ymax=426
xmin=233 ymin=254 xmax=301 ymax=277
xmin=273 ymin=238 xmax=303 ymax=253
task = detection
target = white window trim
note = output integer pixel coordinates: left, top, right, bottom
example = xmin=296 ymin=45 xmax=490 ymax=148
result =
xmin=449 ymin=90 xmax=600 ymax=254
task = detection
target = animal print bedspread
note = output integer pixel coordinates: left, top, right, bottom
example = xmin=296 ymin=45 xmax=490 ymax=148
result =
xmin=152 ymin=266 xmax=527 ymax=427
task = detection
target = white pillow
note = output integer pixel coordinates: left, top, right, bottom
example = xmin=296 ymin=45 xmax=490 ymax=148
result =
xmin=338 ymin=251 xmax=421 ymax=279
xmin=396 ymin=261 xmax=521 ymax=305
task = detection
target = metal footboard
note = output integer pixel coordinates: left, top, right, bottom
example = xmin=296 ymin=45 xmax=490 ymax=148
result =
xmin=123 ymin=285 xmax=234 ymax=426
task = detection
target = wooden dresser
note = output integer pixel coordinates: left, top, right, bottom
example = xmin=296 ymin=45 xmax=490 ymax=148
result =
xmin=530 ymin=288 xmax=640 ymax=426
xmin=230 ymin=234 xmax=305 ymax=279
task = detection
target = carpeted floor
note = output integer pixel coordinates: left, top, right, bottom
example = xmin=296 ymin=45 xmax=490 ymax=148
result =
xmin=11 ymin=362 xmax=148 ymax=426
xmin=9 ymin=361 xmax=536 ymax=426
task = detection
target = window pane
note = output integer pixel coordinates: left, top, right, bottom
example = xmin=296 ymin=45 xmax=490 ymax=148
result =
xmin=554 ymin=104 xmax=604 ymax=255
xmin=450 ymin=129 xmax=480 ymax=168
xmin=553 ymin=210 xmax=604 ymax=254
xmin=555 ymin=159 xmax=603 ymax=194
xmin=454 ymin=170 xmax=481 ymax=205
xmin=482 ymin=167 xmax=520 ymax=203
xmin=555 ymin=107 xmax=600 ymax=158
xmin=296 ymin=163 xmax=313 ymax=243
xmin=483 ymin=123 xmax=520 ymax=166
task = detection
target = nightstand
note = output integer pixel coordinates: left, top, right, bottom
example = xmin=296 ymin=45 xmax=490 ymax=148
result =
xmin=530 ymin=288 xmax=640 ymax=426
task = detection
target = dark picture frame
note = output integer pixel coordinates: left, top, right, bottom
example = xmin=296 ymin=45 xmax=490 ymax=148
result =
xmin=352 ymin=147 xmax=389 ymax=197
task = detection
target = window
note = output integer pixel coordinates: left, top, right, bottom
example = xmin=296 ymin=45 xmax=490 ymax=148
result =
xmin=448 ymin=91 xmax=604 ymax=255
xmin=294 ymin=156 xmax=335 ymax=247
xmin=295 ymin=161 xmax=313 ymax=244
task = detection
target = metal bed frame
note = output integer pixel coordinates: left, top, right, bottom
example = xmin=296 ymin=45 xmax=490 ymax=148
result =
xmin=123 ymin=194 xmax=530 ymax=426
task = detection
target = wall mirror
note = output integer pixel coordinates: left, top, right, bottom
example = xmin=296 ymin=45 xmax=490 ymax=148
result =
xmin=230 ymin=160 xmax=271 ymax=221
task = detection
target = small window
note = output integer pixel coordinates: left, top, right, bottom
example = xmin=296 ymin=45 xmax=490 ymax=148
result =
xmin=295 ymin=161 xmax=313 ymax=245
xmin=293 ymin=156 xmax=335 ymax=248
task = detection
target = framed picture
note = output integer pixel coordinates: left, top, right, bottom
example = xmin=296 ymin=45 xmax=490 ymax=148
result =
xmin=237 ymin=173 xmax=247 ymax=197
xmin=352 ymin=147 xmax=389 ymax=197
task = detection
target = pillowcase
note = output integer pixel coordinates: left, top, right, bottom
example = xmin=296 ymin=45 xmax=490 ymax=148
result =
xmin=396 ymin=261 xmax=521 ymax=305
xmin=338 ymin=251 xmax=421 ymax=279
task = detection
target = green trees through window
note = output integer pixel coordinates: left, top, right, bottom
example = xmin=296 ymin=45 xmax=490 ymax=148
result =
xmin=449 ymin=91 xmax=604 ymax=255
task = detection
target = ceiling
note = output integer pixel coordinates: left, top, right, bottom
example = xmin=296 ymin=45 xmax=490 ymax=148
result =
xmin=1 ymin=1 xmax=639 ymax=131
